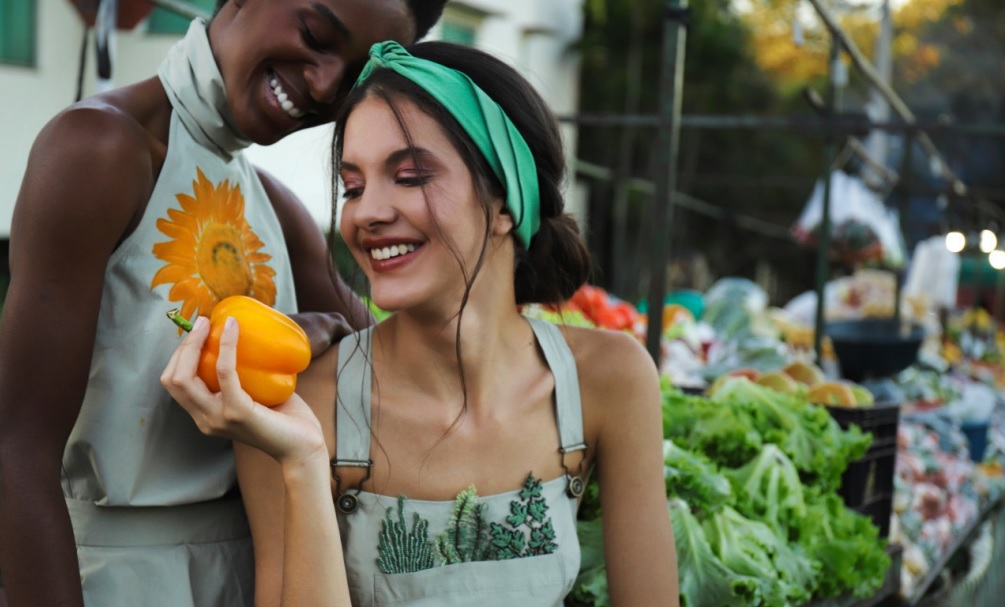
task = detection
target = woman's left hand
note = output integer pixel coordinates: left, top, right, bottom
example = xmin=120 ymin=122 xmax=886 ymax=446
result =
xmin=161 ymin=315 xmax=327 ymax=465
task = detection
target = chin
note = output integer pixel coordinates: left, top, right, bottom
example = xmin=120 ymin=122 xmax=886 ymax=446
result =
xmin=246 ymin=124 xmax=292 ymax=147
xmin=371 ymin=298 xmax=404 ymax=314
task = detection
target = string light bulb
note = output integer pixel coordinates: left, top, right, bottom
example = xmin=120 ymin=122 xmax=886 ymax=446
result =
xmin=980 ymin=230 xmax=998 ymax=254
xmin=990 ymin=250 xmax=1005 ymax=271
xmin=946 ymin=231 xmax=966 ymax=253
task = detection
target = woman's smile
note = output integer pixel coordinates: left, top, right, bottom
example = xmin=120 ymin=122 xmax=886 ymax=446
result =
xmin=370 ymin=242 xmax=418 ymax=261
xmin=268 ymin=71 xmax=306 ymax=120
xmin=367 ymin=241 xmax=423 ymax=272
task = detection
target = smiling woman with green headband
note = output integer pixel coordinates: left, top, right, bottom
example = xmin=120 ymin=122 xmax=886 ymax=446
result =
xmin=162 ymin=41 xmax=679 ymax=606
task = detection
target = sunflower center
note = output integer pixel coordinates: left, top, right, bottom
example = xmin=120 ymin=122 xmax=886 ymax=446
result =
xmin=196 ymin=222 xmax=254 ymax=299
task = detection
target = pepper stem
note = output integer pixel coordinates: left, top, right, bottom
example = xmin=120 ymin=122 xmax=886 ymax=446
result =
xmin=166 ymin=308 xmax=194 ymax=333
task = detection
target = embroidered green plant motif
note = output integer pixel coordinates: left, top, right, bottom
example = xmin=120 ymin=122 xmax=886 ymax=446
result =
xmin=377 ymin=495 xmax=436 ymax=574
xmin=489 ymin=473 xmax=557 ymax=560
xmin=434 ymin=486 xmax=492 ymax=564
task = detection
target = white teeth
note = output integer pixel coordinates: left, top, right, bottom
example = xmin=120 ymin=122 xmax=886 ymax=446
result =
xmin=269 ymin=74 xmax=304 ymax=120
xmin=370 ymin=243 xmax=417 ymax=261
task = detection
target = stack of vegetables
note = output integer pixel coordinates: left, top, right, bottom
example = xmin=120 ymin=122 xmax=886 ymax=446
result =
xmin=570 ymin=377 xmax=893 ymax=607
xmin=891 ymin=415 xmax=994 ymax=598
xmin=521 ymin=284 xmax=643 ymax=333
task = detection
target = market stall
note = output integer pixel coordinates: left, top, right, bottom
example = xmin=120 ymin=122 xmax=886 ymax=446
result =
xmin=536 ymin=272 xmax=1005 ymax=607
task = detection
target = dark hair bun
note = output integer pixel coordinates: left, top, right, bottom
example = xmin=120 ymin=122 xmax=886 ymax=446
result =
xmin=515 ymin=214 xmax=591 ymax=305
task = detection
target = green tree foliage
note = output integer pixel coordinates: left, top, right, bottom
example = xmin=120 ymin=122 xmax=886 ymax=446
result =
xmin=577 ymin=0 xmax=820 ymax=304
xmin=896 ymin=0 xmax=1005 ymax=217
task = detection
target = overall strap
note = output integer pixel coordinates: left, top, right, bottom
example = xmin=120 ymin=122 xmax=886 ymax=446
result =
xmin=527 ymin=318 xmax=586 ymax=455
xmin=334 ymin=327 xmax=375 ymax=469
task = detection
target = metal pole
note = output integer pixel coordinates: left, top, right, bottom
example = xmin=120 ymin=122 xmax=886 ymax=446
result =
xmin=611 ymin=2 xmax=645 ymax=298
xmin=805 ymin=0 xmax=966 ymax=197
xmin=894 ymin=132 xmax=914 ymax=327
xmin=645 ymin=0 xmax=688 ymax=364
xmin=995 ymin=267 xmax=1005 ymax=324
xmin=813 ymin=41 xmax=840 ymax=363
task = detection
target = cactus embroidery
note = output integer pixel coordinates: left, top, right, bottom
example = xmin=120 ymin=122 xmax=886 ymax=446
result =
xmin=433 ymin=486 xmax=492 ymax=564
xmin=375 ymin=474 xmax=558 ymax=573
xmin=376 ymin=495 xmax=436 ymax=574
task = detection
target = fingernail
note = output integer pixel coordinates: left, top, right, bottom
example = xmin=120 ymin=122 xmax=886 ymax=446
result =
xmin=225 ymin=317 xmax=237 ymax=331
xmin=193 ymin=317 xmax=207 ymax=331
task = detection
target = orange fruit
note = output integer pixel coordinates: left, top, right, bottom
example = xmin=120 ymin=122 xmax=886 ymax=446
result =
xmin=756 ymin=371 xmax=801 ymax=395
xmin=806 ymin=381 xmax=857 ymax=407
xmin=783 ymin=361 xmax=825 ymax=387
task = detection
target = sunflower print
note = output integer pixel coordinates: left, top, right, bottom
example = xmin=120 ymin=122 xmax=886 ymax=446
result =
xmin=150 ymin=167 xmax=277 ymax=322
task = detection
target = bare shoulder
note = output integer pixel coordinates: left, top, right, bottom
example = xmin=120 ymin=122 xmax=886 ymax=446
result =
xmin=254 ymin=166 xmax=319 ymax=246
xmin=31 ymin=77 xmax=166 ymax=159
xmin=297 ymin=340 xmax=341 ymax=456
xmin=560 ymin=326 xmax=660 ymax=401
xmin=255 ymin=167 xmax=291 ymax=199
xmin=300 ymin=340 xmax=341 ymax=388
xmin=299 ymin=341 xmax=340 ymax=413
xmin=557 ymin=326 xmax=662 ymax=446
xmin=23 ymin=100 xmax=158 ymax=230
xmin=39 ymin=111 xmax=146 ymax=170
xmin=256 ymin=167 xmax=309 ymax=219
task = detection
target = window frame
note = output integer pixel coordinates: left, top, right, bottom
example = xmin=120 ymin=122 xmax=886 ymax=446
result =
xmin=0 ymin=0 xmax=37 ymax=68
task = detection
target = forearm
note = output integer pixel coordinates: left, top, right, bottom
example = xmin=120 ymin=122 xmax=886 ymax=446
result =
xmin=279 ymin=455 xmax=350 ymax=606
xmin=0 ymin=466 xmax=84 ymax=607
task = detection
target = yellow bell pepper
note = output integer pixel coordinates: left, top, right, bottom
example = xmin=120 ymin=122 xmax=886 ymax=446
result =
xmin=167 ymin=295 xmax=311 ymax=406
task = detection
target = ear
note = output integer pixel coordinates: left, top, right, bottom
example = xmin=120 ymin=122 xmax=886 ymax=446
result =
xmin=491 ymin=201 xmax=514 ymax=238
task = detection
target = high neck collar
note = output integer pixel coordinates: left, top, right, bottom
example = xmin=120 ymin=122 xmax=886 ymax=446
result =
xmin=157 ymin=18 xmax=251 ymax=161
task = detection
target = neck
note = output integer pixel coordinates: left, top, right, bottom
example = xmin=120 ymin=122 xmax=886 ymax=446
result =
xmin=157 ymin=18 xmax=251 ymax=160
xmin=373 ymin=264 xmax=532 ymax=411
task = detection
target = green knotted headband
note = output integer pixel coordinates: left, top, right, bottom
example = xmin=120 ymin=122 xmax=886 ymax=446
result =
xmin=354 ymin=41 xmax=541 ymax=249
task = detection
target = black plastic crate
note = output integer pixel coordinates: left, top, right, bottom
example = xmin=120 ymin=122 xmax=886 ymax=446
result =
xmin=839 ymin=443 xmax=897 ymax=507
xmin=825 ymin=401 xmax=901 ymax=450
xmin=855 ymin=492 xmax=894 ymax=538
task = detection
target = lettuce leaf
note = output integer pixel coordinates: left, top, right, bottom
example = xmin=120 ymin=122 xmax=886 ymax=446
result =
xmin=796 ymin=493 xmax=892 ymax=599
xmin=704 ymin=506 xmax=819 ymax=607
xmin=669 ymin=498 xmax=763 ymax=607
xmin=663 ymin=439 xmax=733 ymax=517
xmin=722 ymin=444 xmax=807 ymax=535
xmin=709 ymin=378 xmax=872 ymax=491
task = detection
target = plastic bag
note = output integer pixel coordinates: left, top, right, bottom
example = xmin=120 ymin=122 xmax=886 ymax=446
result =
xmin=903 ymin=236 xmax=960 ymax=311
xmin=701 ymin=278 xmax=769 ymax=339
xmin=701 ymin=335 xmax=789 ymax=380
xmin=792 ymin=170 xmax=906 ymax=268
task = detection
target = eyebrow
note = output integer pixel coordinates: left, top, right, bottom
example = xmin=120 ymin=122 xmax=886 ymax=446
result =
xmin=340 ymin=147 xmax=436 ymax=173
xmin=312 ymin=2 xmax=350 ymax=39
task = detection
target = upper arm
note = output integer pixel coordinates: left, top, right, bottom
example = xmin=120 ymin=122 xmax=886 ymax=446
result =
xmin=0 ymin=107 xmax=152 ymax=463
xmin=257 ymin=169 xmax=370 ymax=329
xmin=578 ymin=330 xmax=679 ymax=606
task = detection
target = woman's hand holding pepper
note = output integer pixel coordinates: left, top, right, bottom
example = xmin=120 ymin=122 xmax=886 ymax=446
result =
xmin=161 ymin=316 xmax=327 ymax=467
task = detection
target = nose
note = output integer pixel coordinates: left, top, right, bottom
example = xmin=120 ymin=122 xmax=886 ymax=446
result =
xmin=304 ymin=56 xmax=347 ymax=106
xmin=349 ymin=185 xmax=398 ymax=230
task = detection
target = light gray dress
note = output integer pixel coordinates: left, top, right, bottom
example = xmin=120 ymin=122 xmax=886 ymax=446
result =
xmin=333 ymin=318 xmax=587 ymax=606
xmin=58 ymin=20 xmax=297 ymax=606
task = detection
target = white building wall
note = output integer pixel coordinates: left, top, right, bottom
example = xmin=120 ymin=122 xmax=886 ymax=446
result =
xmin=0 ymin=0 xmax=584 ymax=239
